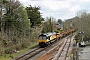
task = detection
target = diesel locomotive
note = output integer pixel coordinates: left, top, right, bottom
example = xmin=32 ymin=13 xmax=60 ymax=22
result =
xmin=38 ymin=29 xmax=76 ymax=47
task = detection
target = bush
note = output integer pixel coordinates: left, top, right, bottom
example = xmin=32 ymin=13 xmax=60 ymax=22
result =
xmin=4 ymin=48 xmax=12 ymax=54
xmin=3 ymin=39 xmax=8 ymax=47
xmin=15 ymin=44 xmax=22 ymax=51
xmin=4 ymin=44 xmax=22 ymax=54
xmin=21 ymin=42 xmax=30 ymax=48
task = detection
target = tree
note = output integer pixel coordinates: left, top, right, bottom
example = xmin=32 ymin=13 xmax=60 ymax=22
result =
xmin=64 ymin=11 xmax=90 ymax=41
xmin=3 ymin=0 xmax=30 ymax=30
xmin=42 ymin=17 xmax=54 ymax=33
xmin=0 ymin=0 xmax=31 ymax=44
xmin=57 ymin=19 xmax=62 ymax=24
xmin=25 ymin=5 xmax=44 ymax=27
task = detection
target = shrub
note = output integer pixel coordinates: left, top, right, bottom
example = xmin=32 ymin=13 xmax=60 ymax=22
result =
xmin=15 ymin=44 xmax=22 ymax=51
xmin=4 ymin=48 xmax=12 ymax=54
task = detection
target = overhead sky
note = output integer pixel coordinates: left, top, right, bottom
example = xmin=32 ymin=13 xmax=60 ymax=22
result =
xmin=19 ymin=0 xmax=90 ymax=21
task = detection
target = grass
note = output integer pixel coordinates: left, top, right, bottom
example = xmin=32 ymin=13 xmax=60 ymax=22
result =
xmin=0 ymin=42 xmax=38 ymax=60
xmin=0 ymin=55 xmax=11 ymax=60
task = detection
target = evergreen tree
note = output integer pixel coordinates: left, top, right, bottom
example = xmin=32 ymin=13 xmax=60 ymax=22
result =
xmin=25 ymin=5 xmax=44 ymax=27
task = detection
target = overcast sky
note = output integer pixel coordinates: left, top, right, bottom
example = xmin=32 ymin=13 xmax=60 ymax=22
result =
xmin=19 ymin=0 xmax=90 ymax=21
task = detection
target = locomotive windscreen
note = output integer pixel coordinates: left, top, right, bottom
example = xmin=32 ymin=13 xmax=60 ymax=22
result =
xmin=38 ymin=35 xmax=47 ymax=40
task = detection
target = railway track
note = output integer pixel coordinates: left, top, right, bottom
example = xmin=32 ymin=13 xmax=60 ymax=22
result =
xmin=37 ymin=35 xmax=75 ymax=60
xmin=13 ymin=35 xmax=74 ymax=60
xmin=53 ymin=36 xmax=73 ymax=60
xmin=13 ymin=47 xmax=45 ymax=60
xmin=13 ymin=40 xmax=60 ymax=60
xmin=37 ymin=39 xmax=65 ymax=60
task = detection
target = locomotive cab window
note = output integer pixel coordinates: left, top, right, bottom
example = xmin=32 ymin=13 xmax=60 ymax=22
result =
xmin=38 ymin=36 xmax=47 ymax=40
xmin=42 ymin=36 xmax=47 ymax=39
xmin=38 ymin=36 xmax=42 ymax=39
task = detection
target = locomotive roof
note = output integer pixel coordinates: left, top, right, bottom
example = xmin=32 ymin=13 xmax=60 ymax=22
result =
xmin=39 ymin=32 xmax=56 ymax=37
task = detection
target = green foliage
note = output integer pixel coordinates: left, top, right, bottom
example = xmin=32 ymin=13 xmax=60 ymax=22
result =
xmin=0 ymin=0 xmax=31 ymax=55
xmin=0 ymin=0 xmax=31 ymax=41
xmin=3 ymin=0 xmax=30 ymax=30
xmin=42 ymin=17 xmax=54 ymax=33
xmin=54 ymin=28 xmax=63 ymax=33
xmin=54 ymin=30 xmax=59 ymax=33
xmin=4 ymin=48 xmax=12 ymax=54
xmin=13 ymin=36 xmax=18 ymax=44
xmin=25 ymin=5 xmax=44 ymax=27
xmin=0 ymin=1 xmax=43 ymax=59
xmin=3 ymin=39 xmax=8 ymax=47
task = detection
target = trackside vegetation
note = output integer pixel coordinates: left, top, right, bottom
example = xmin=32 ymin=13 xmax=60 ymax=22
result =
xmin=0 ymin=0 xmax=42 ymax=59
